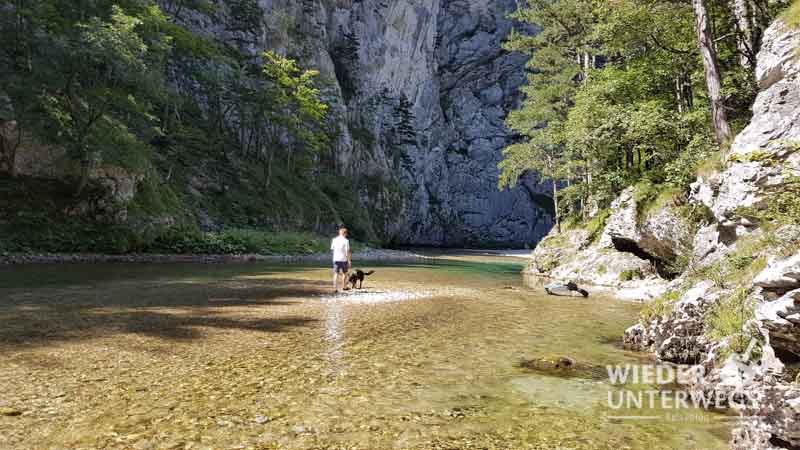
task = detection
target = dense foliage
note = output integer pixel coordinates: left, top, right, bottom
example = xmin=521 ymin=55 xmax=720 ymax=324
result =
xmin=499 ymin=0 xmax=790 ymax=226
xmin=0 ymin=0 xmax=383 ymax=252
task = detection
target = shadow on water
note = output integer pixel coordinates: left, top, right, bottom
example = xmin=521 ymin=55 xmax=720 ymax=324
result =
xmin=0 ymin=269 xmax=323 ymax=350
xmin=0 ymin=262 xmax=320 ymax=289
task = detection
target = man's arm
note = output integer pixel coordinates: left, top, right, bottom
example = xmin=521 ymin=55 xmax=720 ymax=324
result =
xmin=346 ymin=241 xmax=352 ymax=265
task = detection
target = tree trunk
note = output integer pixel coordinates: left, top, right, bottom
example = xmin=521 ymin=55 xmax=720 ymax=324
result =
xmin=76 ymin=159 xmax=91 ymax=196
xmin=731 ymin=0 xmax=769 ymax=71
xmin=264 ymin=151 xmax=274 ymax=188
xmin=551 ymin=178 xmax=560 ymax=233
xmin=8 ymin=144 xmax=17 ymax=178
xmin=731 ymin=0 xmax=755 ymax=69
xmin=693 ymin=0 xmax=733 ymax=150
xmin=0 ymin=121 xmax=21 ymax=178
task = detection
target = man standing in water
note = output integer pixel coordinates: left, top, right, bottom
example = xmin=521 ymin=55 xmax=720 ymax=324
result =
xmin=331 ymin=227 xmax=352 ymax=292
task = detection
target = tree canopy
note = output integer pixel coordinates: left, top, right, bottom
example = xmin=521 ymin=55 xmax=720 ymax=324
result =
xmin=500 ymin=0 xmax=789 ymax=224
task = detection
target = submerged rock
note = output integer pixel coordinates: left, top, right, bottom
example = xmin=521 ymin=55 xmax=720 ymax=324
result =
xmin=0 ymin=407 xmax=21 ymax=416
xmin=517 ymin=356 xmax=608 ymax=380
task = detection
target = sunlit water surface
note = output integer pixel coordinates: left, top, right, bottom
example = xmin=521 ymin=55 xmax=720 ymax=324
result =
xmin=0 ymin=256 xmax=730 ymax=449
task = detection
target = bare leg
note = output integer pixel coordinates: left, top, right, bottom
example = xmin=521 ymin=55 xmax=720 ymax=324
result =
xmin=333 ymin=270 xmax=339 ymax=291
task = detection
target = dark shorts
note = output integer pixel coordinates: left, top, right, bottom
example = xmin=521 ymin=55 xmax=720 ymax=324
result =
xmin=334 ymin=261 xmax=349 ymax=273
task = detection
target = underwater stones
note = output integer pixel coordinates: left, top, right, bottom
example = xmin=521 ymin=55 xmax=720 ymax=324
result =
xmin=254 ymin=415 xmax=271 ymax=424
xmin=517 ymin=356 xmax=608 ymax=380
xmin=0 ymin=407 xmax=21 ymax=416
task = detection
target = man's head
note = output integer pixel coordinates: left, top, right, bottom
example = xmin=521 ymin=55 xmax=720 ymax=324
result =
xmin=338 ymin=227 xmax=348 ymax=237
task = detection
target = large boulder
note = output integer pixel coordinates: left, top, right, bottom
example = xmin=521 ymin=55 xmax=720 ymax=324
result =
xmin=599 ymin=187 xmax=692 ymax=267
xmin=528 ymin=225 xmax=665 ymax=300
xmin=547 ymin=246 xmax=657 ymax=288
xmin=529 ymin=228 xmax=591 ymax=274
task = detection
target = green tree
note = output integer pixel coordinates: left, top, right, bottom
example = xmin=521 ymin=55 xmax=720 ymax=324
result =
xmin=37 ymin=6 xmax=168 ymax=194
xmin=499 ymin=0 xmax=784 ymax=225
xmin=259 ymin=51 xmax=329 ymax=187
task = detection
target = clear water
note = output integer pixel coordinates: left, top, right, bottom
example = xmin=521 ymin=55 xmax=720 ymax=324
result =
xmin=0 ymin=256 xmax=731 ymax=449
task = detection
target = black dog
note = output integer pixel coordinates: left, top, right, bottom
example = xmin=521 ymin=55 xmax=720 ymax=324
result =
xmin=346 ymin=270 xmax=374 ymax=290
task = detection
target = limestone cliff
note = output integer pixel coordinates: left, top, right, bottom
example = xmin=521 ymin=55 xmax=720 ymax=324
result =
xmin=209 ymin=0 xmax=553 ymax=246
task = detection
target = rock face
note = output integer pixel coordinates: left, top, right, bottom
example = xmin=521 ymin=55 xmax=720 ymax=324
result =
xmin=730 ymin=382 xmax=800 ymax=450
xmin=758 ymin=288 xmax=800 ymax=361
xmin=248 ymin=0 xmax=553 ymax=245
xmin=11 ymin=0 xmax=552 ymax=246
xmin=711 ymin=20 xmax=800 ymax=226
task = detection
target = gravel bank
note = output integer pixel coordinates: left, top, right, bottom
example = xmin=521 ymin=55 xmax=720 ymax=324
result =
xmin=0 ymin=248 xmax=425 ymax=265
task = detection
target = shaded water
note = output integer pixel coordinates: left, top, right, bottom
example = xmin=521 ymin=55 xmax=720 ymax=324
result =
xmin=0 ymin=256 xmax=730 ymax=449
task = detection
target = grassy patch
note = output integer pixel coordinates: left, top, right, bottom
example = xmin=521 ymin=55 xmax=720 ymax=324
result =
xmin=706 ymin=286 xmax=760 ymax=357
xmin=619 ymin=268 xmax=644 ymax=282
xmin=781 ymin=0 xmax=800 ymax=29
xmin=586 ymin=209 xmax=611 ymax=243
xmin=0 ymin=176 xmax=143 ymax=254
xmin=0 ymin=174 xmax=368 ymax=255
xmin=736 ymin=177 xmax=800 ymax=227
xmin=695 ymin=151 xmax=724 ymax=179
xmin=689 ymin=232 xmax=777 ymax=360
xmin=640 ymin=289 xmax=682 ymax=325
xmin=637 ymin=185 xmax=683 ymax=222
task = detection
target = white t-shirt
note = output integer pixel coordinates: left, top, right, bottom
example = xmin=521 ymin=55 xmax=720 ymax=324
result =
xmin=331 ymin=236 xmax=350 ymax=262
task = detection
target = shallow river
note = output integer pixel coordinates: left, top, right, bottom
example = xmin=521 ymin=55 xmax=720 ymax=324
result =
xmin=0 ymin=255 xmax=731 ymax=449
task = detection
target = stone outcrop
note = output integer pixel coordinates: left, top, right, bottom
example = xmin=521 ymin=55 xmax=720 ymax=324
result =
xmin=758 ymin=288 xmax=800 ymax=361
xmin=710 ymin=20 xmax=800 ymax=227
xmin=599 ymin=186 xmax=692 ymax=267
xmin=730 ymin=382 xmax=800 ymax=450
xmin=529 ymin=228 xmax=590 ymax=274
xmin=755 ymin=253 xmax=800 ymax=294
xmin=623 ymin=281 xmax=722 ymax=363
xmin=526 ymin=195 xmax=670 ymax=301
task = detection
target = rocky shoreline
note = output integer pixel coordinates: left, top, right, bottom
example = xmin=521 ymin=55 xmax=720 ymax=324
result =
xmin=527 ymin=18 xmax=800 ymax=450
xmin=0 ymin=248 xmax=425 ymax=266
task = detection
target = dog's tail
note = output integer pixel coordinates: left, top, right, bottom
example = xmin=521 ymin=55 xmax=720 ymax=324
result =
xmin=364 ymin=270 xmax=375 ymax=276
